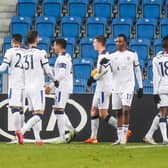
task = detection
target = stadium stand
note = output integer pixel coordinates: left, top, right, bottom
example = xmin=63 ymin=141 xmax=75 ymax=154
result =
xmin=2 ymin=0 xmax=168 ymax=93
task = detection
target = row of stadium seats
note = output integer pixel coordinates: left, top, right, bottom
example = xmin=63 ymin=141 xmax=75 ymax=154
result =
xmin=9 ymin=16 xmax=168 ymax=41
xmin=3 ymin=36 xmax=162 ymax=62
xmin=17 ymin=0 xmax=168 ymax=19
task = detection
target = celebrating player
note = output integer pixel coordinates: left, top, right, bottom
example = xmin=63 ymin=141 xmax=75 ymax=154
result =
xmin=50 ymin=38 xmax=74 ymax=143
xmin=152 ymin=35 xmax=168 ymax=144
xmin=84 ymin=35 xmax=117 ymax=144
xmin=0 ymin=34 xmax=25 ymax=141
xmin=15 ymin=31 xmax=55 ymax=144
xmin=101 ymin=34 xmax=143 ymax=144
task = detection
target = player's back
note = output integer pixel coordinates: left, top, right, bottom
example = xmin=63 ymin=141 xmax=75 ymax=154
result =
xmin=23 ymin=48 xmax=47 ymax=89
xmin=4 ymin=47 xmax=25 ymax=89
xmin=153 ymin=51 xmax=168 ymax=94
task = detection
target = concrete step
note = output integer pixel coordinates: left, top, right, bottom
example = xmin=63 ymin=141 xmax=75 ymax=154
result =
xmin=0 ymin=12 xmax=15 ymax=19
xmin=0 ymin=0 xmax=17 ymax=5
xmin=0 ymin=5 xmax=16 ymax=13
xmin=0 ymin=19 xmax=10 ymax=32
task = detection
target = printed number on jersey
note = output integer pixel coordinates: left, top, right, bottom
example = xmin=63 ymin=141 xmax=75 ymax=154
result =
xmin=159 ymin=61 xmax=168 ymax=76
xmin=24 ymin=54 xmax=34 ymax=70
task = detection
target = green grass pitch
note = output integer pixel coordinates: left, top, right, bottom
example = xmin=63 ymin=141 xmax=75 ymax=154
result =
xmin=0 ymin=142 xmax=168 ymax=168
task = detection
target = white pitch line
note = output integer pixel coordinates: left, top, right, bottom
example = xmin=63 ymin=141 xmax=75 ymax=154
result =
xmin=125 ymin=144 xmax=167 ymax=149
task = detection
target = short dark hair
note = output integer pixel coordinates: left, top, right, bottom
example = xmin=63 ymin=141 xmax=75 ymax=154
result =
xmin=117 ymin=34 xmax=127 ymax=42
xmin=26 ymin=30 xmax=38 ymax=44
xmin=94 ymin=35 xmax=106 ymax=46
xmin=54 ymin=38 xmax=67 ymax=49
xmin=12 ymin=34 xmax=22 ymax=43
xmin=162 ymin=35 xmax=168 ymax=49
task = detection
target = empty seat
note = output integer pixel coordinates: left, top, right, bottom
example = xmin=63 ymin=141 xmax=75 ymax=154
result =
xmin=129 ymin=38 xmax=151 ymax=60
xmin=62 ymin=37 xmax=76 ymax=56
xmin=160 ymin=18 xmax=168 ymax=39
xmin=68 ymin=0 xmax=89 ymax=18
xmin=3 ymin=36 xmax=12 ymax=54
xmin=153 ymin=38 xmax=162 ymax=55
xmin=17 ymin=0 xmax=38 ymax=17
xmin=106 ymin=37 xmax=116 ymax=52
xmin=147 ymin=59 xmax=153 ymax=80
xmin=136 ymin=18 xmax=157 ymax=39
xmin=37 ymin=37 xmax=51 ymax=52
xmin=61 ymin=16 xmax=82 ymax=38
xmin=10 ymin=16 xmax=32 ymax=37
xmin=143 ymin=0 xmax=162 ymax=19
xmin=118 ymin=0 xmax=139 ymax=19
xmin=86 ymin=17 xmax=107 ymax=37
xmin=48 ymin=57 xmax=57 ymax=66
xmin=80 ymin=37 xmax=98 ymax=60
xmin=93 ymin=0 xmax=114 ymax=18
xmin=112 ymin=18 xmax=133 ymax=38
xmin=143 ymin=79 xmax=153 ymax=94
xmin=35 ymin=16 xmax=56 ymax=38
xmin=73 ymin=58 xmax=94 ymax=80
xmin=43 ymin=0 xmax=63 ymax=18
xmin=73 ymin=78 xmax=87 ymax=93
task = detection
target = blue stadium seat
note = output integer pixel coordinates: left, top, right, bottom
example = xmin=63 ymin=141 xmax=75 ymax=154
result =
xmin=118 ymin=0 xmax=139 ymax=19
xmin=3 ymin=36 xmax=12 ymax=54
xmin=10 ymin=16 xmax=32 ymax=37
xmin=35 ymin=16 xmax=56 ymax=38
xmin=61 ymin=16 xmax=82 ymax=38
xmin=62 ymin=37 xmax=76 ymax=56
xmin=17 ymin=0 xmax=38 ymax=17
xmin=160 ymin=18 xmax=168 ymax=39
xmin=73 ymin=58 xmax=94 ymax=80
xmin=80 ymin=37 xmax=98 ymax=60
xmin=129 ymin=38 xmax=151 ymax=61
xmin=68 ymin=0 xmax=89 ymax=18
xmin=147 ymin=59 xmax=153 ymax=80
xmin=43 ymin=0 xmax=63 ymax=18
xmin=93 ymin=0 xmax=114 ymax=18
xmin=37 ymin=37 xmax=51 ymax=52
xmin=73 ymin=78 xmax=87 ymax=93
xmin=137 ymin=18 xmax=157 ymax=39
xmin=143 ymin=79 xmax=153 ymax=94
xmin=143 ymin=0 xmax=162 ymax=19
xmin=86 ymin=17 xmax=107 ymax=37
xmin=112 ymin=18 xmax=133 ymax=38
xmin=106 ymin=37 xmax=116 ymax=52
xmin=48 ymin=57 xmax=57 ymax=67
xmin=153 ymin=38 xmax=162 ymax=55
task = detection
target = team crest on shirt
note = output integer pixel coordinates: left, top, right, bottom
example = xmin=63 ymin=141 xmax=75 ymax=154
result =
xmin=127 ymin=56 xmax=131 ymax=61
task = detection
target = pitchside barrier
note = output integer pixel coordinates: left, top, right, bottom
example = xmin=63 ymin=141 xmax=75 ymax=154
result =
xmin=0 ymin=94 xmax=162 ymax=142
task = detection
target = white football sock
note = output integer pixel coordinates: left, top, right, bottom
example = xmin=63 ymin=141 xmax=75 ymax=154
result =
xmin=21 ymin=115 xmax=41 ymax=134
xmin=64 ymin=113 xmax=74 ymax=131
xmin=107 ymin=116 xmax=117 ymax=128
xmin=20 ymin=113 xmax=25 ymax=128
xmin=56 ymin=113 xmax=66 ymax=139
xmin=13 ymin=111 xmax=21 ymax=131
xmin=159 ymin=120 xmax=168 ymax=142
xmin=32 ymin=122 xmax=41 ymax=141
xmin=120 ymin=125 xmax=128 ymax=144
xmin=117 ymin=127 xmax=122 ymax=141
xmin=91 ymin=117 xmax=99 ymax=139
xmin=145 ymin=114 xmax=160 ymax=138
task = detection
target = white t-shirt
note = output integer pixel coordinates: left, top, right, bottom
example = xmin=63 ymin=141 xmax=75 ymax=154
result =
xmin=54 ymin=52 xmax=73 ymax=93
xmin=109 ymin=49 xmax=139 ymax=93
xmin=23 ymin=48 xmax=49 ymax=90
xmin=95 ymin=50 xmax=113 ymax=92
xmin=153 ymin=51 xmax=168 ymax=94
xmin=2 ymin=47 xmax=25 ymax=89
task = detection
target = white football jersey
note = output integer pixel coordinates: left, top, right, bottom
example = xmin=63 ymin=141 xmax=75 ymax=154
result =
xmin=109 ymin=49 xmax=140 ymax=93
xmin=54 ymin=52 xmax=73 ymax=93
xmin=95 ymin=50 xmax=113 ymax=92
xmin=3 ymin=47 xmax=25 ymax=89
xmin=153 ymin=51 xmax=168 ymax=94
xmin=23 ymin=48 xmax=49 ymax=89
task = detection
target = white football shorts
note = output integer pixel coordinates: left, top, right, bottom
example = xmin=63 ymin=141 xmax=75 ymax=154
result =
xmin=159 ymin=94 xmax=168 ymax=107
xmin=92 ymin=91 xmax=111 ymax=109
xmin=112 ymin=92 xmax=134 ymax=110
